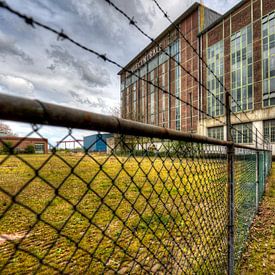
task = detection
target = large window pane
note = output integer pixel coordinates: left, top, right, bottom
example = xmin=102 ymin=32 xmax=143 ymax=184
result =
xmin=231 ymin=25 xmax=253 ymax=112
xmin=264 ymin=120 xmax=275 ymax=142
xmin=207 ymin=40 xmax=224 ymax=117
xmin=262 ymin=11 xmax=275 ymax=107
xmin=232 ymin=123 xmax=253 ymax=144
xmin=207 ymin=126 xmax=224 ymax=140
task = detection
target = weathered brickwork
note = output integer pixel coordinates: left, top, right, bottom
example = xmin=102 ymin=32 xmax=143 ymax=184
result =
xmin=120 ymin=0 xmax=275 ymax=142
xmin=0 ymin=137 xmax=48 ymax=154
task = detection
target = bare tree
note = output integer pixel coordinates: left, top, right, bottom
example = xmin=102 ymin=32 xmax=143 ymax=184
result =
xmin=0 ymin=122 xmax=15 ymax=136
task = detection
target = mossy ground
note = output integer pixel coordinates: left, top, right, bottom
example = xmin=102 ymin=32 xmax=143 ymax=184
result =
xmin=238 ymin=162 xmax=275 ymax=274
xmin=0 ymin=153 xmax=228 ymax=274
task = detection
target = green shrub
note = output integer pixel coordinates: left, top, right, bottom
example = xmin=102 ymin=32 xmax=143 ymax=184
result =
xmin=1 ymin=141 xmax=13 ymax=154
xmin=25 ymin=145 xmax=35 ymax=154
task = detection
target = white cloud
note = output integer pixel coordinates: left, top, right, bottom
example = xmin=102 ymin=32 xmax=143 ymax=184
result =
xmin=0 ymin=0 xmax=241 ymax=143
xmin=0 ymin=74 xmax=34 ymax=97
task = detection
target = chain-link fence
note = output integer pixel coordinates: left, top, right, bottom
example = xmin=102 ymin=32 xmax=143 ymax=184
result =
xmin=0 ymin=95 xmax=272 ymax=274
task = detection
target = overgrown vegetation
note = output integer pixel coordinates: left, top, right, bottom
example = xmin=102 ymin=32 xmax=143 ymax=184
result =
xmin=0 ymin=141 xmax=13 ymax=154
xmin=0 ymin=153 xmax=228 ymax=274
xmin=238 ymin=162 xmax=275 ymax=274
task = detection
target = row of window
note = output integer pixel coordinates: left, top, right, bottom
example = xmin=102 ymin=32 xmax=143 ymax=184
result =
xmin=207 ymin=12 xmax=275 ymax=117
xmin=125 ymin=40 xmax=181 ymax=128
xmin=122 ymin=40 xmax=179 ymax=90
xmin=263 ymin=12 xmax=275 ymax=107
xmin=207 ymin=120 xmax=275 ymax=143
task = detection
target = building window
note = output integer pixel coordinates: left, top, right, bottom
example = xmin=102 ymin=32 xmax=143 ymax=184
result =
xmin=262 ymin=12 xmax=275 ymax=107
xmin=231 ymin=25 xmax=253 ymax=112
xmin=170 ymin=40 xmax=181 ymax=130
xmin=264 ymin=120 xmax=275 ymax=142
xmin=140 ymin=81 xmax=145 ymax=122
xmin=150 ymin=71 xmax=155 ymax=125
xmin=232 ymin=123 xmax=253 ymax=144
xmin=121 ymin=80 xmax=125 ymax=91
xmin=34 ymin=143 xmax=45 ymax=154
xmin=132 ymin=83 xmax=137 ymax=120
xmin=208 ymin=126 xmax=224 ymax=140
xmin=126 ymin=88 xmax=130 ymax=119
xmin=160 ymin=64 xmax=167 ymax=127
xmin=207 ymin=40 xmax=224 ymax=117
xmin=175 ymin=53 xmax=181 ymax=131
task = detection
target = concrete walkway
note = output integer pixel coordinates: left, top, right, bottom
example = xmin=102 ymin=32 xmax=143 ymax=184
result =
xmin=239 ymin=162 xmax=275 ymax=274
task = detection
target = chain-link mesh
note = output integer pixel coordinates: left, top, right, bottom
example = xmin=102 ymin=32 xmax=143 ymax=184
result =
xmin=0 ymin=126 xmax=230 ymax=274
xmin=234 ymin=148 xmax=256 ymax=266
xmin=234 ymin=148 xmax=273 ymax=270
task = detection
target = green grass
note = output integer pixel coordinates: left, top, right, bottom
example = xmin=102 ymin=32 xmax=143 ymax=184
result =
xmin=238 ymin=162 xmax=275 ymax=274
xmin=0 ymin=153 xmax=228 ymax=274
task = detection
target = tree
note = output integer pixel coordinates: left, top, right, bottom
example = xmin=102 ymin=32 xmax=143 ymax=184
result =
xmin=1 ymin=141 xmax=13 ymax=154
xmin=0 ymin=122 xmax=15 ymax=136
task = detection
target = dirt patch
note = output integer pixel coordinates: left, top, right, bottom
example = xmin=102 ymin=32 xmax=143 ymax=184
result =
xmin=0 ymin=232 xmax=27 ymax=245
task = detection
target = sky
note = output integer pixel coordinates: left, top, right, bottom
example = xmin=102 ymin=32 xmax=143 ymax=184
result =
xmin=0 ymin=0 xmax=240 ymax=146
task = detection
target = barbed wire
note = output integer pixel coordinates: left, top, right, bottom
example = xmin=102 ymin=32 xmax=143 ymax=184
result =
xmin=151 ymin=0 xmax=268 ymax=145
xmin=0 ymin=0 xmax=228 ymax=128
xmin=104 ymin=0 xmax=266 ymax=146
xmin=0 ymin=0 xmax=268 ymax=147
xmin=104 ymin=0 xmax=228 ymax=113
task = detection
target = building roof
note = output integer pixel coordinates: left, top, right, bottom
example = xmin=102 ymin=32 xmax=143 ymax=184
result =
xmin=119 ymin=0 xmax=250 ymax=75
xmin=84 ymin=134 xmax=112 ymax=139
xmin=198 ymin=0 xmax=245 ymax=36
xmin=1 ymin=136 xmax=48 ymax=142
xmin=118 ymin=2 xmax=201 ymax=75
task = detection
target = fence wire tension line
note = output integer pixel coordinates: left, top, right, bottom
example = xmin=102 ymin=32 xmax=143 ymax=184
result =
xmin=0 ymin=1 xmax=273 ymax=275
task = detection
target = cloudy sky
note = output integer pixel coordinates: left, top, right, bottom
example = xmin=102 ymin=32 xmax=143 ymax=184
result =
xmin=0 ymin=0 xmax=240 ymax=145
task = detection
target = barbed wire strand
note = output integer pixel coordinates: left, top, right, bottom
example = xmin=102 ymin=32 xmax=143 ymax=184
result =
xmin=0 ymin=0 xmax=266 ymax=147
xmin=104 ymin=0 xmax=267 ymax=146
xmin=0 ymin=0 xmax=229 ymax=129
xmin=151 ymin=0 xmax=267 ymax=145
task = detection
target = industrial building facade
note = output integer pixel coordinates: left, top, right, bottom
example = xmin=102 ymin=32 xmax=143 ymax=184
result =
xmin=119 ymin=0 xmax=275 ymax=154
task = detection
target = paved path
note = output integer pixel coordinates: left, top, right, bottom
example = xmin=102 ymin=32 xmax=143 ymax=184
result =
xmin=239 ymin=162 xmax=275 ymax=274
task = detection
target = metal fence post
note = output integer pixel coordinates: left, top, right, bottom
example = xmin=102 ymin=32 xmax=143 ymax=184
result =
xmin=226 ymin=91 xmax=234 ymax=275
xmin=255 ymin=129 xmax=259 ymax=209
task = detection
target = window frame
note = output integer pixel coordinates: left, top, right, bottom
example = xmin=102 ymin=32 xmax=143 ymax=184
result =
xmin=207 ymin=126 xmax=224 ymax=140
xmin=232 ymin=123 xmax=253 ymax=144
xmin=231 ymin=24 xmax=254 ymax=113
xmin=207 ymin=40 xmax=225 ymax=117
xmin=262 ymin=11 xmax=275 ymax=108
xmin=263 ymin=119 xmax=275 ymax=143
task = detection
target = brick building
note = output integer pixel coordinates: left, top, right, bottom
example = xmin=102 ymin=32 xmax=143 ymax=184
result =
xmin=0 ymin=136 xmax=48 ymax=154
xmin=119 ymin=0 xmax=275 ymax=154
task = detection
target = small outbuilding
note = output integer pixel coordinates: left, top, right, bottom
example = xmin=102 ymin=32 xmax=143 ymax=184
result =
xmin=84 ymin=134 xmax=112 ymax=152
xmin=0 ymin=136 xmax=48 ymax=154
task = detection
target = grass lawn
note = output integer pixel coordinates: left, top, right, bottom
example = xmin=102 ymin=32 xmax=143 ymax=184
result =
xmin=238 ymin=162 xmax=275 ymax=274
xmin=0 ymin=153 xmax=228 ymax=274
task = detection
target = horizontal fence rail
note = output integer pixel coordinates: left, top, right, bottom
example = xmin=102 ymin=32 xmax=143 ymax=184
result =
xmin=0 ymin=1 xmax=273 ymax=274
xmin=0 ymin=94 xmax=272 ymax=274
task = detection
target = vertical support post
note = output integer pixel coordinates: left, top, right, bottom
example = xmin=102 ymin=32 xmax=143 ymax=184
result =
xmin=256 ymin=129 xmax=259 ymax=209
xmin=263 ymin=149 xmax=265 ymax=184
xmin=226 ymin=91 xmax=234 ymax=275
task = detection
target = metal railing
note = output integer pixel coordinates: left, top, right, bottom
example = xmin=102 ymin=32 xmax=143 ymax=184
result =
xmin=0 ymin=2 xmax=273 ymax=274
xmin=0 ymin=94 xmax=272 ymax=274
